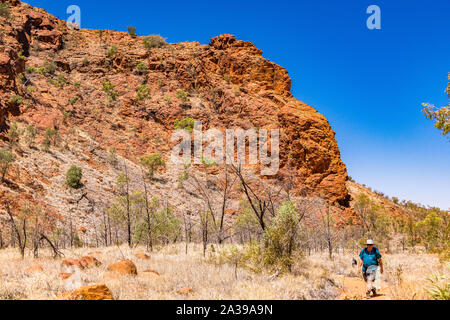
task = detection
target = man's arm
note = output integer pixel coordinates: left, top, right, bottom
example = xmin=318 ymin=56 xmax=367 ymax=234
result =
xmin=378 ymin=259 xmax=383 ymax=273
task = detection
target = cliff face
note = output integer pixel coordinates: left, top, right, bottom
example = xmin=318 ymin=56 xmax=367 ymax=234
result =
xmin=0 ymin=0 xmax=350 ymax=233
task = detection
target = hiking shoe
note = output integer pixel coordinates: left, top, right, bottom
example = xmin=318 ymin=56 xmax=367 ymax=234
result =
xmin=366 ymin=290 xmax=372 ymax=298
xmin=372 ymin=288 xmax=377 ymax=296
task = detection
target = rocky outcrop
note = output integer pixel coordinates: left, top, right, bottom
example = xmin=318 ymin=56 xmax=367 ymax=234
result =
xmin=0 ymin=0 xmax=350 ymax=242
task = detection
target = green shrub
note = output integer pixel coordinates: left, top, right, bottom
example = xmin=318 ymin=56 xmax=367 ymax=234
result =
xmin=66 ymin=165 xmax=83 ymax=188
xmin=101 ymin=81 xmax=119 ymax=101
xmin=8 ymin=122 xmax=20 ymax=146
xmin=69 ymin=96 xmax=79 ymax=105
xmin=0 ymin=3 xmax=11 ymax=18
xmin=0 ymin=148 xmax=15 ymax=182
xmin=127 ymin=26 xmax=137 ymax=38
xmin=143 ymin=35 xmax=167 ymax=49
xmin=263 ymin=201 xmax=303 ymax=272
xmin=43 ymin=60 xmax=57 ymax=75
xmin=8 ymin=94 xmax=23 ymax=105
xmin=427 ymin=274 xmax=450 ymax=300
xmin=174 ymin=117 xmax=195 ymax=133
xmin=24 ymin=125 xmax=36 ymax=147
xmin=136 ymin=84 xmax=151 ymax=101
xmin=135 ymin=61 xmax=148 ymax=74
xmin=140 ymin=153 xmax=165 ymax=179
xmin=176 ymin=89 xmax=189 ymax=102
xmin=42 ymin=128 xmax=58 ymax=151
xmin=107 ymin=45 xmax=118 ymax=58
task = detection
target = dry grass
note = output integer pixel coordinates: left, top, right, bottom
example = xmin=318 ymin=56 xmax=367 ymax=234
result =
xmin=308 ymin=250 xmax=449 ymax=300
xmin=0 ymin=245 xmax=447 ymax=300
xmin=0 ymin=243 xmax=341 ymax=300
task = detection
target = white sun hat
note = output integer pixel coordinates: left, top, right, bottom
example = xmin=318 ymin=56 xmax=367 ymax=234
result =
xmin=366 ymin=239 xmax=374 ymax=245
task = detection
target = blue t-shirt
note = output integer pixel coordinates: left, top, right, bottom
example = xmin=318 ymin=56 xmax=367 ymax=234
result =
xmin=359 ymin=247 xmax=382 ymax=271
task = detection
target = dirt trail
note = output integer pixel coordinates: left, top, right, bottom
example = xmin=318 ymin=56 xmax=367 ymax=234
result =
xmin=335 ymin=275 xmax=393 ymax=300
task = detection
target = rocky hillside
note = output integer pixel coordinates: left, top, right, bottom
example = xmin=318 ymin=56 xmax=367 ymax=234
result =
xmin=0 ymin=0 xmax=351 ymax=241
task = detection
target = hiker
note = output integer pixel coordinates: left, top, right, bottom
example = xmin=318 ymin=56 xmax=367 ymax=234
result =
xmin=358 ymin=239 xmax=383 ymax=297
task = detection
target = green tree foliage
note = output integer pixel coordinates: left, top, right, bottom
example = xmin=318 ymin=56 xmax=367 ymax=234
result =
xmin=107 ymin=45 xmax=118 ymax=58
xmin=143 ymin=35 xmax=167 ymax=49
xmin=24 ymin=125 xmax=36 ymax=147
xmin=101 ymin=81 xmax=119 ymax=101
xmin=135 ymin=61 xmax=148 ymax=74
xmin=140 ymin=153 xmax=165 ymax=179
xmin=8 ymin=94 xmax=23 ymax=105
xmin=422 ymin=72 xmax=449 ymax=137
xmin=415 ymin=212 xmax=445 ymax=250
xmin=8 ymin=122 xmax=20 ymax=146
xmin=176 ymin=89 xmax=189 ymax=102
xmin=41 ymin=128 xmax=58 ymax=151
xmin=174 ymin=117 xmax=195 ymax=133
xmin=127 ymin=26 xmax=137 ymax=38
xmin=0 ymin=3 xmax=11 ymax=18
xmin=136 ymin=84 xmax=151 ymax=101
xmin=65 ymin=165 xmax=83 ymax=188
xmin=0 ymin=148 xmax=15 ymax=182
xmin=263 ymin=201 xmax=303 ymax=272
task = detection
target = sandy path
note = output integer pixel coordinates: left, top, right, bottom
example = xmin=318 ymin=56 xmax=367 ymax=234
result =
xmin=335 ymin=275 xmax=392 ymax=300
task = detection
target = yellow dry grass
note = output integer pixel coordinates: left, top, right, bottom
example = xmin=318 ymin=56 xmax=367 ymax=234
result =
xmin=0 ymin=244 xmax=447 ymax=300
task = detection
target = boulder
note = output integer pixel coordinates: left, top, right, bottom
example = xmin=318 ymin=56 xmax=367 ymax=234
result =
xmin=134 ymin=253 xmax=150 ymax=260
xmin=59 ymin=273 xmax=73 ymax=280
xmin=25 ymin=263 xmax=44 ymax=273
xmin=59 ymin=284 xmax=114 ymax=300
xmin=107 ymin=260 xmax=137 ymax=276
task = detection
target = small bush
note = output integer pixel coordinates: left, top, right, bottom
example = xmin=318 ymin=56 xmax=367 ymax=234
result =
xmin=69 ymin=96 xmax=79 ymax=105
xmin=176 ymin=89 xmax=189 ymax=102
xmin=0 ymin=148 xmax=15 ymax=181
xmin=136 ymin=84 xmax=151 ymax=101
xmin=140 ymin=153 xmax=165 ymax=179
xmin=0 ymin=3 xmax=11 ymax=18
xmin=66 ymin=165 xmax=83 ymax=188
xmin=427 ymin=274 xmax=450 ymax=300
xmin=101 ymin=81 xmax=119 ymax=101
xmin=8 ymin=94 xmax=23 ymax=105
xmin=43 ymin=60 xmax=57 ymax=75
xmin=143 ymin=35 xmax=167 ymax=49
xmin=127 ymin=26 xmax=137 ymax=38
xmin=107 ymin=45 xmax=118 ymax=58
xmin=135 ymin=61 xmax=148 ymax=74
xmin=174 ymin=117 xmax=195 ymax=133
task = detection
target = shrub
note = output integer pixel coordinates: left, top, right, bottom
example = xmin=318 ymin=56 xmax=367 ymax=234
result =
xmin=136 ymin=84 xmax=151 ymax=101
xmin=0 ymin=148 xmax=15 ymax=182
xmin=263 ymin=201 xmax=303 ymax=272
xmin=42 ymin=128 xmax=58 ymax=151
xmin=174 ymin=117 xmax=195 ymax=133
xmin=66 ymin=165 xmax=83 ymax=188
xmin=8 ymin=122 xmax=20 ymax=146
xmin=101 ymin=81 xmax=119 ymax=101
xmin=0 ymin=3 xmax=10 ymax=18
xmin=143 ymin=35 xmax=167 ymax=49
xmin=427 ymin=274 xmax=450 ymax=300
xmin=127 ymin=26 xmax=137 ymax=38
xmin=107 ymin=45 xmax=118 ymax=58
xmin=135 ymin=61 xmax=148 ymax=74
xmin=69 ymin=96 xmax=79 ymax=105
xmin=176 ymin=89 xmax=189 ymax=102
xmin=24 ymin=125 xmax=36 ymax=147
xmin=140 ymin=153 xmax=165 ymax=179
xmin=43 ymin=60 xmax=57 ymax=75
xmin=8 ymin=94 xmax=23 ymax=105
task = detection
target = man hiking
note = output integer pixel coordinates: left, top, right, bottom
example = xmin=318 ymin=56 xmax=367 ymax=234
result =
xmin=358 ymin=239 xmax=383 ymax=297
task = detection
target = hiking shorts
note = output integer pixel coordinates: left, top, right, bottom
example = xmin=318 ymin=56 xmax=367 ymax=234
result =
xmin=363 ymin=266 xmax=377 ymax=282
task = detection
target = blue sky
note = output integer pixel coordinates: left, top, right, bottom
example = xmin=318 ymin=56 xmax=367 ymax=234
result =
xmin=23 ymin=0 xmax=450 ymax=209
